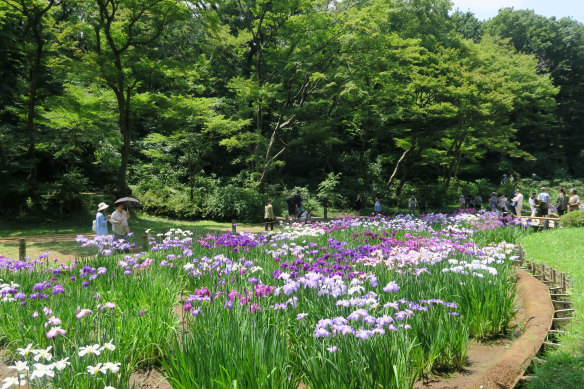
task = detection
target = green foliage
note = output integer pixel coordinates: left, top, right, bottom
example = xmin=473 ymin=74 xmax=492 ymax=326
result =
xmin=39 ymin=169 xmax=89 ymax=211
xmin=203 ymin=186 xmax=268 ymax=223
xmin=139 ymin=189 xmax=203 ymax=220
xmin=0 ymin=0 xmax=582 ymax=218
xmin=559 ymin=211 xmax=584 ymax=228
xmin=316 ymin=173 xmax=343 ymax=208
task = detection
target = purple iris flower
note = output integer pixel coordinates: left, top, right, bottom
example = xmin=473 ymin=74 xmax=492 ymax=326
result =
xmin=52 ymin=284 xmax=65 ymax=295
xmin=383 ymin=281 xmax=400 ymax=293
xmin=314 ymin=328 xmax=331 ymax=338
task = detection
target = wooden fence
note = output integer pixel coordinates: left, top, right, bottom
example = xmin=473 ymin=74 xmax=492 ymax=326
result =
xmin=514 ymin=245 xmax=574 ymax=383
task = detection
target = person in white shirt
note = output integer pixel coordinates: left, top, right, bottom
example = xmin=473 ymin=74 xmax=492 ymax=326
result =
xmin=109 ymin=204 xmax=130 ymax=240
xmin=528 ymin=192 xmax=537 ymax=217
xmin=512 ymin=189 xmax=524 ymax=216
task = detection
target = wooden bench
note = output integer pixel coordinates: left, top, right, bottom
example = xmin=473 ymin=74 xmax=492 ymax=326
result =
xmin=513 ymin=215 xmax=560 ymax=229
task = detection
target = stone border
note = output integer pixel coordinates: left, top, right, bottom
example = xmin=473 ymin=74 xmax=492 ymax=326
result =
xmin=464 ymin=269 xmax=555 ymax=389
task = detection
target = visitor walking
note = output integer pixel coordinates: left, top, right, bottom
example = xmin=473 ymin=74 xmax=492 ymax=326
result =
xmin=498 ymin=193 xmax=508 ymax=215
xmin=374 ymin=194 xmax=382 ymax=215
xmin=264 ymin=199 xmax=275 ymax=231
xmin=408 ymin=195 xmax=417 ymax=216
xmin=489 ymin=192 xmax=498 ymax=212
xmin=354 ymin=194 xmax=362 ymax=217
xmin=293 ymin=191 xmax=302 ymax=218
xmin=286 ymin=194 xmax=296 ymax=222
xmin=529 ymin=192 xmax=537 ymax=217
xmin=512 ymin=189 xmax=524 ymax=216
xmin=556 ymin=187 xmax=569 ymax=216
xmin=474 ymin=194 xmax=482 ymax=210
xmin=95 ymin=202 xmax=110 ymax=235
xmin=568 ymin=189 xmax=580 ymax=212
xmin=110 ymin=203 xmax=130 ymax=241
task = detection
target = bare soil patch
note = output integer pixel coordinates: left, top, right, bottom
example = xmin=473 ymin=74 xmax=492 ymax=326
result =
xmin=131 ymin=368 xmax=172 ymax=389
xmin=415 ymin=339 xmax=513 ymax=389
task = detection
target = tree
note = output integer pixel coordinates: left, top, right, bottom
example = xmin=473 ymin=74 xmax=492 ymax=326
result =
xmin=204 ymin=0 xmax=348 ymax=189
xmin=0 ymin=0 xmax=57 ymax=189
xmin=77 ymin=0 xmax=189 ymax=195
xmin=486 ymin=9 xmax=584 ymax=177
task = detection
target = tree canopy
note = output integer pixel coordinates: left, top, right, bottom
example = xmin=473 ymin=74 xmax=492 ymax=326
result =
xmin=0 ymin=0 xmax=580 ymax=217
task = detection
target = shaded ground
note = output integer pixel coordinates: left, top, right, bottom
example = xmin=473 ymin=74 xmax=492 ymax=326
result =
xmin=0 ymin=223 xmax=272 ymax=262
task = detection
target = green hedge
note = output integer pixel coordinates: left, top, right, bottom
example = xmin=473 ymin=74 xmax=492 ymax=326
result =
xmin=203 ymin=187 xmax=269 ymax=223
xmin=560 ymin=210 xmax=584 ymax=228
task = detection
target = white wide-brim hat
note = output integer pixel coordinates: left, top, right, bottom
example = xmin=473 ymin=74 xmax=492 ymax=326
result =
xmin=98 ymin=202 xmax=109 ymax=211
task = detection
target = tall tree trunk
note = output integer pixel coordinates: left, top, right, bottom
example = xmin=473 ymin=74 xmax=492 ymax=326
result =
xmin=442 ymin=138 xmax=464 ymax=189
xmin=25 ymin=22 xmax=43 ymax=184
xmin=114 ymin=90 xmax=132 ymax=196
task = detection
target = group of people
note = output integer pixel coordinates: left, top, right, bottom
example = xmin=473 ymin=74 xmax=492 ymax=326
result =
xmin=263 ymin=192 xmax=311 ymax=231
xmin=99 ymin=186 xmax=581 ymax=237
xmin=487 ymin=190 xmax=524 ymax=216
xmin=528 ymin=187 xmax=580 ymax=217
xmin=485 ymin=186 xmax=580 ymax=218
xmin=459 ymin=194 xmax=484 ymax=210
xmin=355 ymin=193 xmax=427 ymax=217
xmin=94 ymin=202 xmax=131 ymax=240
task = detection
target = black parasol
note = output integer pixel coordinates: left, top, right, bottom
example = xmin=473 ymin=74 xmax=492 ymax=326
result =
xmin=113 ymin=197 xmax=141 ymax=208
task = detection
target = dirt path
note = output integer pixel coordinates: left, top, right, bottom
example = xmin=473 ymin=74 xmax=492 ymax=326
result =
xmin=0 ymin=226 xmax=270 ymax=262
xmin=415 ymin=269 xmax=553 ymax=389
xmin=0 ymin=233 xmax=84 ymax=244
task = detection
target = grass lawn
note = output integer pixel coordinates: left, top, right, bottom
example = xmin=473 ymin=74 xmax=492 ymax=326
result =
xmin=521 ymin=228 xmax=584 ymax=388
xmin=0 ymin=211 xmax=252 ymax=238
xmin=0 ymin=211 xmax=267 ymax=260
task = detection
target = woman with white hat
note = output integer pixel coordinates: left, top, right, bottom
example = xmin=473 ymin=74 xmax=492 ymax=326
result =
xmin=95 ymin=202 xmax=111 ymax=235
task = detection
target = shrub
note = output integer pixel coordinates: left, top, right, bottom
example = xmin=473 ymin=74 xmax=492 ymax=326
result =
xmin=39 ymin=169 xmax=88 ymax=211
xmin=138 ymin=188 xmax=202 ymax=219
xmin=203 ymin=187 xmax=268 ymax=223
xmin=560 ymin=210 xmax=584 ymax=228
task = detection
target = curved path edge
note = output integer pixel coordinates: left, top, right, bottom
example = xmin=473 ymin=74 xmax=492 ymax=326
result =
xmin=464 ymin=269 xmax=554 ymax=389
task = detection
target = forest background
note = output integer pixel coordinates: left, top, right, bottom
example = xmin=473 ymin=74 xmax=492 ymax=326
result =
xmin=1 ymin=0 xmax=583 ymax=222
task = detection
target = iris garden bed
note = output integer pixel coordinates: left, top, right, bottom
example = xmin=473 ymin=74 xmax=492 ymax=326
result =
xmin=0 ymin=212 xmax=530 ymax=388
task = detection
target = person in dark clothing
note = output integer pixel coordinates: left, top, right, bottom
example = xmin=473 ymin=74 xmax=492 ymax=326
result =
xmin=286 ymin=195 xmax=296 ymax=222
xmin=354 ymin=194 xmax=362 ymax=217
xmin=419 ymin=196 xmax=427 ymax=214
xmin=293 ymin=191 xmax=302 ymax=218
xmin=474 ymin=195 xmax=482 ymax=211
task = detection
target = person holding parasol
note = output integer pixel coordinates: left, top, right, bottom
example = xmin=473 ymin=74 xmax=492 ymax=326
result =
xmin=109 ymin=197 xmax=139 ymax=241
